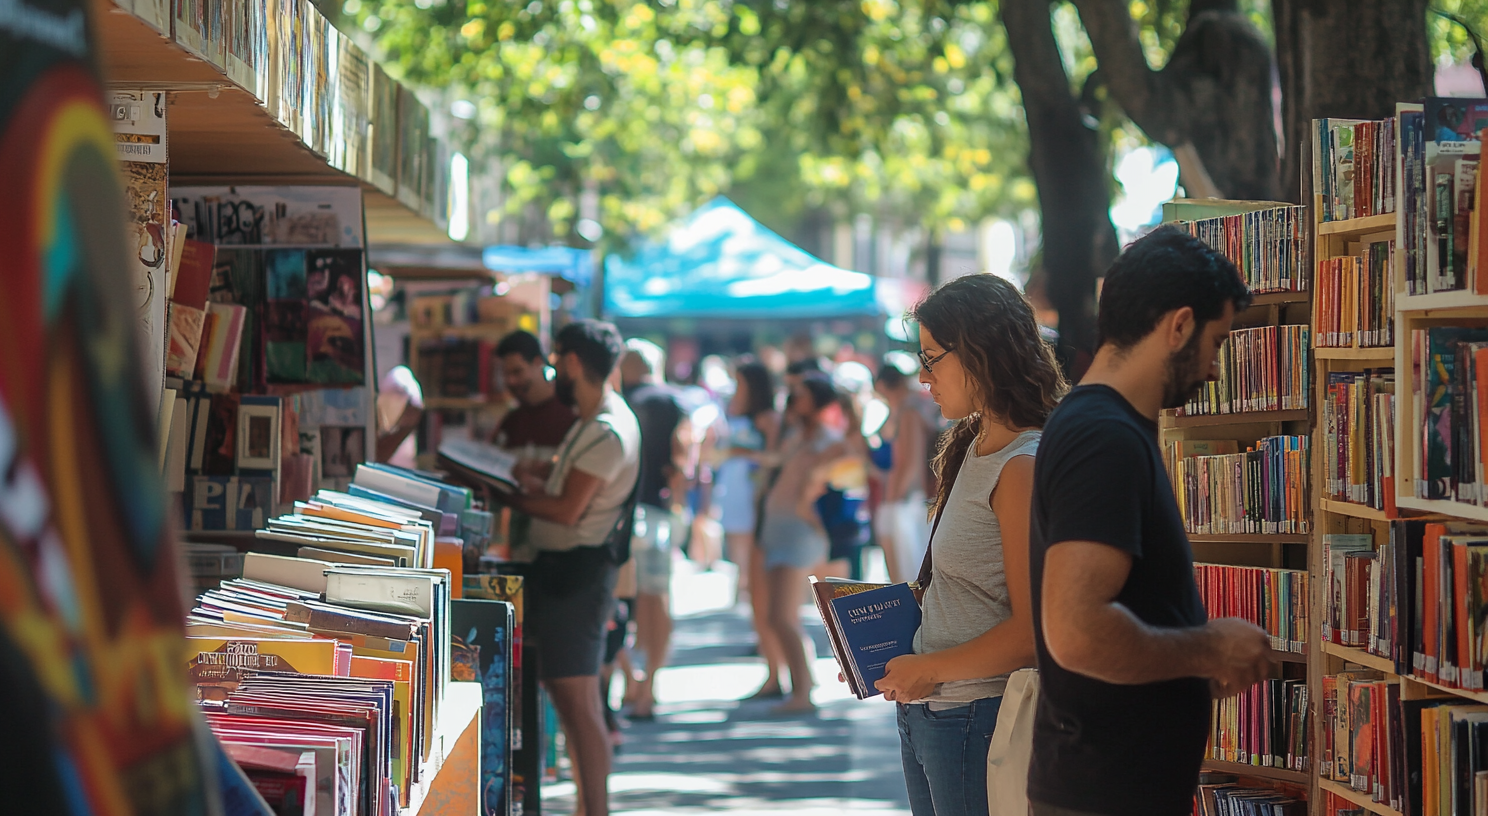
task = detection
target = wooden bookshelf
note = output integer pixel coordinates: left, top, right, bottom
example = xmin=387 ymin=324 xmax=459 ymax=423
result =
xmin=1316 ymin=212 xmax=1397 ymax=237
xmin=1321 ymin=642 xmax=1395 ymax=674
xmin=1395 ymin=290 xmax=1488 ymax=313
xmin=93 ymin=0 xmax=451 ymax=244
xmin=1317 ymin=498 xmax=1390 ymax=522
xmin=1312 ymin=347 xmax=1393 ymax=362
xmin=1317 ymin=779 xmax=1403 ymax=816
xmin=1161 ymin=202 xmax=1315 ymax=807
xmin=1202 ymin=758 xmax=1310 ymax=785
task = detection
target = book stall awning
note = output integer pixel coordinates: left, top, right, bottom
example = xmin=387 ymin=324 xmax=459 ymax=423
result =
xmin=603 ymin=197 xmax=883 ymax=319
xmin=482 ymin=245 xmax=595 ymax=287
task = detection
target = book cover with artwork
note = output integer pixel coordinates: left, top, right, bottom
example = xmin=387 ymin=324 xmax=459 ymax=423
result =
xmin=452 ymin=598 xmax=514 ymax=816
xmin=265 ymin=248 xmax=309 ymax=382
xmin=305 ymin=249 xmax=366 ymax=384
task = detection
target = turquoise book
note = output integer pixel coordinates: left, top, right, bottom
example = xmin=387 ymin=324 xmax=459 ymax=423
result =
xmin=813 ymin=579 xmax=921 ymax=699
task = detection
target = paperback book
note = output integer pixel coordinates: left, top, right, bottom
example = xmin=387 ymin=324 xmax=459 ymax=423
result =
xmin=809 ymin=578 xmax=920 ymax=700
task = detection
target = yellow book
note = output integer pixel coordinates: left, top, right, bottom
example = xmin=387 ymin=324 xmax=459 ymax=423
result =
xmin=186 ymin=637 xmax=341 ymax=703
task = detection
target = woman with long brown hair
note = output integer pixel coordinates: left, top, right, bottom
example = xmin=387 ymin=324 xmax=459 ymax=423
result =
xmin=873 ymin=274 xmax=1067 ymax=816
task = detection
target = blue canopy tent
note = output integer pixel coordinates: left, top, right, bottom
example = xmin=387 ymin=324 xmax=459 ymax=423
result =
xmin=603 ymin=197 xmax=881 ymax=319
xmin=481 ymin=245 xmax=594 ymax=287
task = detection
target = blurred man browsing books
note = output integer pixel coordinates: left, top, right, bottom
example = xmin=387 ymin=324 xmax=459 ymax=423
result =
xmin=490 ymin=329 xmax=578 ymax=561
xmin=1027 ymin=227 xmax=1275 ymax=816
xmin=507 ymin=319 xmax=640 ymax=816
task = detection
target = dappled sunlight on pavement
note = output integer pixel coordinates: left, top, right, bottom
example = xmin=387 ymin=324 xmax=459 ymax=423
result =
xmin=542 ymin=554 xmax=911 ymax=815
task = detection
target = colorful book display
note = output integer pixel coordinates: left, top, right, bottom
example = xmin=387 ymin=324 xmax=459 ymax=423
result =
xmin=1181 ymin=326 xmax=1311 ymax=416
xmin=1204 ymin=678 xmax=1310 ymax=774
xmin=1194 ymin=564 xmax=1308 ymax=656
xmin=1321 ymin=369 xmax=1396 ymax=512
xmin=1174 ymin=205 xmax=1308 ymax=293
xmin=1315 ymin=241 xmax=1395 ymax=349
xmin=1312 ymin=117 xmax=1398 ymax=223
xmin=1168 ymin=436 xmax=1310 ymax=536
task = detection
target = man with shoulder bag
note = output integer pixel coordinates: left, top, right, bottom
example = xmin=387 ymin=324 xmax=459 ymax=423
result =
xmin=509 ymin=319 xmax=640 ymax=816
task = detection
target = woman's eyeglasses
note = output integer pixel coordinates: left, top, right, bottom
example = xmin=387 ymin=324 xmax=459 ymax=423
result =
xmin=918 ymin=347 xmax=953 ymax=374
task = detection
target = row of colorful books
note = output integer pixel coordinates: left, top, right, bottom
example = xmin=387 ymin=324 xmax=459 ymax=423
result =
xmin=1175 ymin=205 xmax=1308 ymax=294
xmin=1326 ymin=523 xmax=1488 ymax=693
xmin=1194 ymin=564 xmax=1308 ymax=655
xmin=1400 ymin=99 xmax=1488 ymax=296
xmin=1203 ymin=678 xmax=1310 ymax=775
xmin=1320 ymin=672 xmax=1405 ymax=813
xmin=1196 ymin=780 xmax=1303 ymax=816
xmin=1168 ymin=436 xmax=1311 ymax=536
xmin=1410 ymin=327 xmax=1488 ymax=506
xmin=1321 ymin=668 xmax=1488 ymax=816
xmin=111 ymin=0 xmax=439 ymax=214
xmin=1181 ymin=326 xmax=1311 ymax=416
xmin=1313 ymin=117 xmax=1398 ymax=223
xmin=1320 ymin=369 xmax=1397 ymax=512
xmin=1314 ymin=241 xmax=1395 ymax=348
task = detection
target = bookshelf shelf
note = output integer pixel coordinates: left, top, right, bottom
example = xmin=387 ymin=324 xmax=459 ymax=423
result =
xmin=1164 ymin=408 xmax=1309 ymax=428
xmin=1316 ymin=213 xmax=1397 ymax=236
xmin=1317 ymin=780 xmax=1402 ymax=816
xmin=1248 ymin=291 xmax=1311 ymax=307
xmin=1274 ymin=650 xmax=1308 ymax=664
xmin=93 ymin=0 xmax=449 ymax=244
xmin=1395 ymin=290 xmax=1488 ymax=313
xmin=1312 ymin=346 xmax=1394 ymax=361
xmin=1188 ymin=534 xmax=1310 ymax=544
xmin=1394 ymin=496 xmax=1488 ymax=523
xmin=1318 ymin=498 xmax=1390 ymax=522
xmin=1201 ymin=759 xmax=1310 ymax=785
xmin=1321 ymin=642 xmax=1395 ymax=674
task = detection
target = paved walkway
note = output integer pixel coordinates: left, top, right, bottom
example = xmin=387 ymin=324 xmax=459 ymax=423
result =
xmin=542 ymin=558 xmax=911 ymax=816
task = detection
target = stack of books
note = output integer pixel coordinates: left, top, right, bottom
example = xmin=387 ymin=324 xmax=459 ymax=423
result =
xmin=1314 ymin=241 xmax=1395 ymax=348
xmin=1175 ymin=205 xmax=1308 ymax=293
xmin=1313 ymin=117 xmax=1398 ymax=223
xmin=1182 ymin=326 xmax=1311 ymax=416
xmin=1168 ymin=436 xmax=1311 ymax=536
xmin=1320 ymin=370 xmax=1396 ymax=512
xmin=1194 ymin=564 xmax=1307 ymax=656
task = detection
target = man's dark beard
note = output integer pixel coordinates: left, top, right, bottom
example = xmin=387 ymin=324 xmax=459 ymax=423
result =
xmin=1160 ymin=331 xmax=1207 ymax=410
xmin=554 ymin=375 xmax=577 ymax=407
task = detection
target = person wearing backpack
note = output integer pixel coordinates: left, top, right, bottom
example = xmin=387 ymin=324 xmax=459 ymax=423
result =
xmin=873 ymin=275 xmax=1067 ymax=816
xmin=510 ymin=319 xmax=640 ymax=816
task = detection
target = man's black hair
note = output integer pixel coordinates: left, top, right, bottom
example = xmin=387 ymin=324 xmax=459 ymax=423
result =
xmin=798 ymin=373 xmax=838 ymax=411
xmin=785 ymin=358 xmax=822 ymax=377
xmin=1097 ymin=225 xmax=1253 ymax=351
xmin=875 ymin=361 xmax=908 ymax=390
xmin=495 ymin=330 xmax=544 ymax=363
xmin=554 ymin=319 xmax=624 ymax=384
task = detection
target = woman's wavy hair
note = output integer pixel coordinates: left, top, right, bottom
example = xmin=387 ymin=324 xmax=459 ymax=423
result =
xmin=910 ymin=274 xmax=1068 ymax=518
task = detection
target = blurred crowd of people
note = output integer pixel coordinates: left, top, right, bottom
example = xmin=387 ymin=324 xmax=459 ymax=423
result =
xmin=438 ymin=319 xmax=944 ymax=816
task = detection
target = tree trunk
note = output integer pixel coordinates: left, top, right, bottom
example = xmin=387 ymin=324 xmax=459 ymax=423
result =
xmin=1273 ymin=0 xmax=1432 ymax=202
xmin=1002 ymin=0 xmax=1118 ymax=373
xmin=1071 ymin=0 xmax=1279 ymax=200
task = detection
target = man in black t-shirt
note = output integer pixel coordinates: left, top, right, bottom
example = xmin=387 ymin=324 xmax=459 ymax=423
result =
xmin=1027 ymin=226 xmax=1276 ymax=816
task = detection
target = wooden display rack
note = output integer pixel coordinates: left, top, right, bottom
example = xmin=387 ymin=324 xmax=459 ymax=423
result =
xmin=1159 ymin=203 xmax=1315 ymax=794
xmin=91 ymin=0 xmax=451 ymax=245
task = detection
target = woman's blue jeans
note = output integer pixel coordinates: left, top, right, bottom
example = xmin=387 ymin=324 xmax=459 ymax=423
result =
xmin=897 ymin=696 xmax=1003 ymax=816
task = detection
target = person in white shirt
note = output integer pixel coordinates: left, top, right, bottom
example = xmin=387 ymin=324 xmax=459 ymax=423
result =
xmin=510 ymin=319 xmax=639 ymax=816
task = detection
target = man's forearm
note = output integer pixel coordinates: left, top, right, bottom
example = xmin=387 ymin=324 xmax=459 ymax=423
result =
xmin=1049 ymin=600 xmax=1215 ymax=685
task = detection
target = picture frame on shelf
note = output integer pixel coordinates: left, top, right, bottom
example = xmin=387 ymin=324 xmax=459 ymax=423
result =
xmin=236 ymin=395 xmax=281 ymax=471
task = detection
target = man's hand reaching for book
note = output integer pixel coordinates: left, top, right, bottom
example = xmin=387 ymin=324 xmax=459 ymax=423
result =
xmin=874 ymin=653 xmax=939 ymax=702
xmin=1203 ymin=617 xmax=1275 ymax=699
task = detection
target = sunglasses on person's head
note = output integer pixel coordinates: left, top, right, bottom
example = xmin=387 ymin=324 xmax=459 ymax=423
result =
xmin=918 ymin=347 xmax=953 ymax=373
